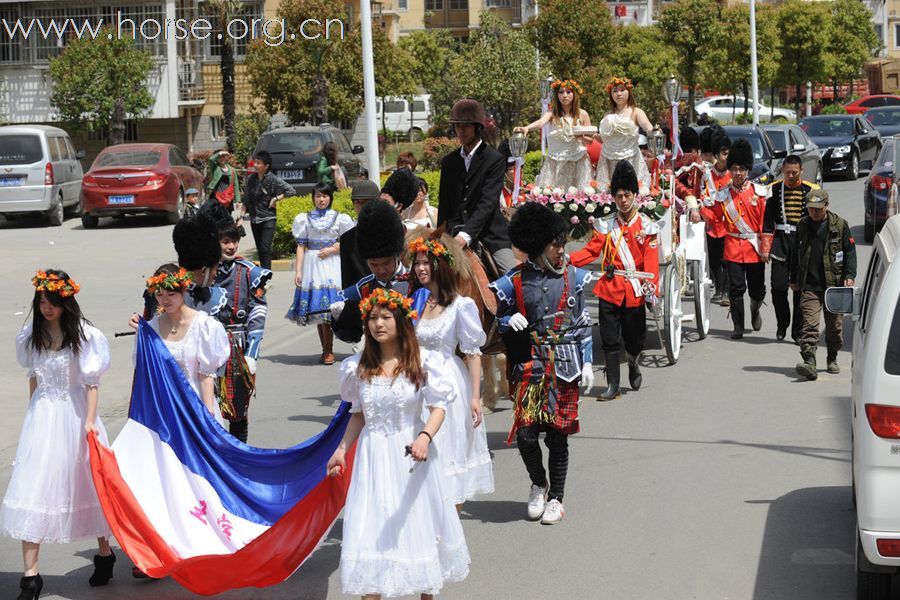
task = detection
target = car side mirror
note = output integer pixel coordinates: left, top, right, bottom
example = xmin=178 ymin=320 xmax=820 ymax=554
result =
xmin=792 ymin=143 xmax=806 ymax=152
xmin=825 ymin=286 xmax=861 ymax=318
xmin=772 ymin=149 xmax=787 ymax=159
xmin=76 ymin=149 xmax=85 ymax=159
xmin=352 ymin=145 xmax=364 ymax=154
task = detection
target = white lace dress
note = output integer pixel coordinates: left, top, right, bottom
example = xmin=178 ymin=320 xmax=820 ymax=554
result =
xmin=596 ymin=113 xmax=652 ymax=194
xmin=339 ymin=351 xmax=470 ymax=598
xmin=147 ymin=312 xmax=230 ymax=426
xmin=415 ymin=296 xmax=494 ymax=504
xmin=0 ymin=322 xmax=112 ymax=543
xmin=535 ymin=116 xmax=593 ymax=190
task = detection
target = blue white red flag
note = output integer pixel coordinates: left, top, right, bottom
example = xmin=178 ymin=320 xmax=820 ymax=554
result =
xmin=88 ymin=319 xmax=353 ymax=595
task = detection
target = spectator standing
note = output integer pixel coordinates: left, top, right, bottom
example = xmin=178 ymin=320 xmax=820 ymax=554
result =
xmin=207 ymin=150 xmax=241 ymax=211
xmin=241 ymin=151 xmax=294 ymax=270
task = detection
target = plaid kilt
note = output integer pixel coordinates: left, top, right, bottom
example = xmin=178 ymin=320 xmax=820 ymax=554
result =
xmin=506 ymin=379 xmax=580 ymax=443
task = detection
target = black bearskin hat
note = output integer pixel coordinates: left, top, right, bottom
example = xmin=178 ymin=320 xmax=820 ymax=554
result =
xmin=173 ymin=210 xmax=222 ymax=270
xmin=381 ymin=167 xmax=419 ymax=209
xmin=711 ymin=129 xmax=731 ymax=155
xmin=610 ymin=160 xmax=639 ymax=195
xmin=727 ymin=138 xmax=754 ymax=171
xmin=508 ymin=202 xmax=567 ymax=258
xmin=357 ymin=200 xmax=405 ymax=260
xmin=497 ymin=139 xmax=512 ymax=161
xmin=200 ymin=200 xmax=234 ymax=232
xmin=699 ymin=127 xmax=714 ymax=155
xmin=679 ymin=127 xmax=700 ymax=153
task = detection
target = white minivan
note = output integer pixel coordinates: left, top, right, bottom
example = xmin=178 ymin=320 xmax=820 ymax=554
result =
xmin=375 ymin=95 xmax=432 ymax=139
xmin=0 ymin=125 xmax=84 ymax=226
xmin=827 ymin=214 xmax=900 ymax=598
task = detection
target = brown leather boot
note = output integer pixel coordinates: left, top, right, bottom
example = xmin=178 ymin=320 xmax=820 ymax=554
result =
xmin=321 ymin=325 xmax=335 ymax=365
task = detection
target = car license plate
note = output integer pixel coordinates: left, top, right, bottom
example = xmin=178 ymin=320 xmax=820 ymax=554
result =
xmin=108 ymin=195 xmax=135 ymax=205
xmin=280 ymin=170 xmax=303 ymax=180
xmin=0 ymin=177 xmax=23 ymax=187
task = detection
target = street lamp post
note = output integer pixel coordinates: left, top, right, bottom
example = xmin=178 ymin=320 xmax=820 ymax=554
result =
xmin=749 ymin=0 xmax=760 ymax=126
xmin=540 ymin=74 xmax=554 ymax=157
xmin=360 ymin=0 xmax=380 ymax=183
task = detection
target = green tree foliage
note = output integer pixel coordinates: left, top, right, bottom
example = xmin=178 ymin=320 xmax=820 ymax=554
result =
xmin=440 ymin=12 xmax=539 ymax=135
xmin=658 ymin=0 xmax=721 ymax=122
xmin=525 ymin=0 xmax=615 ymax=118
xmin=703 ymin=4 xmax=780 ymax=119
xmin=48 ymin=28 xmax=154 ymax=146
xmin=776 ymin=0 xmax=831 ymax=112
xmin=826 ymin=0 xmax=880 ymax=101
xmin=398 ymin=30 xmax=455 ymax=94
xmin=607 ymin=24 xmax=678 ymax=121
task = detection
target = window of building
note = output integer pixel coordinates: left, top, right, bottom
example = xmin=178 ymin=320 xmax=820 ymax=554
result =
xmin=895 ymin=23 xmax=900 ymax=49
xmin=30 ymin=6 xmax=102 ymax=61
xmin=204 ymin=2 xmax=263 ymax=59
xmin=425 ymin=0 xmax=443 ymax=10
xmin=485 ymin=0 xmax=511 ymax=6
xmin=210 ymin=116 xmax=225 ymax=141
xmin=449 ymin=0 xmax=467 ymax=9
xmin=105 ymin=4 xmax=166 ymax=56
xmin=0 ymin=5 xmax=22 ymax=63
xmin=397 ymin=0 xmax=408 ymax=9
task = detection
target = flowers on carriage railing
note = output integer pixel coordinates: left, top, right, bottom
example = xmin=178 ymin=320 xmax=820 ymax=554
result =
xmin=524 ymin=180 xmax=613 ymax=240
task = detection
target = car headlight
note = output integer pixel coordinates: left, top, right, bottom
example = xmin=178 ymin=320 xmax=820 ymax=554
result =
xmin=832 ymin=145 xmax=851 ymax=157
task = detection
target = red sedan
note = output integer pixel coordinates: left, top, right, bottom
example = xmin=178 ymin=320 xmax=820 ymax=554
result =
xmin=844 ymin=95 xmax=900 ymax=115
xmin=80 ymin=143 xmax=204 ymax=228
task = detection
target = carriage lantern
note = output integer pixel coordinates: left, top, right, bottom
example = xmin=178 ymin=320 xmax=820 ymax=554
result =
xmin=647 ymin=127 xmax=666 ymax=157
xmin=509 ymin=130 xmax=529 ymax=158
xmin=662 ymin=76 xmax=681 ymax=106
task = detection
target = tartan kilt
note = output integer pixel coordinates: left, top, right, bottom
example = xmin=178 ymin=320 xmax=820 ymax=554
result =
xmin=507 ymin=379 xmax=580 ymax=442
xmin=217 ymin=332 xmax=255 ymax=421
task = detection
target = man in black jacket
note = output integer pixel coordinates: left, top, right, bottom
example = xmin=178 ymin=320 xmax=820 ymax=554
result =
xmin=241 ymin=150 xmax=295 ymax=269
xmin=438 ymin=99 xmax=516 ymax=273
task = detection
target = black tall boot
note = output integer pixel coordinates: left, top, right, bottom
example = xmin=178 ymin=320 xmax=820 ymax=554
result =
xmin=89 ymin=551 xmax=116 ymax=586
xmin=627 ymin=352 xmax=643 ymax=390
xmin=750 ymin=298 xmax=763 ymax=331
xmin=730 ymin=298 xmax=745 ymax=339
xmin=718 ymin=270 xmax=731 ymax=307
xmin=598 ymin=352 xmax=621 ymax=401
xmin=229 ymin=418 xmax=249 ymax=443
xmin=772 ymin=290 xmax=790 ymax=340
xmin=17 ymin=574 xmax=42 ymax=600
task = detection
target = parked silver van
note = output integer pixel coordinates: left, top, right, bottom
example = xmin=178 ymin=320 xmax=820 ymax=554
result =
xmin=0 ymin=125 xmax=84 ymax=226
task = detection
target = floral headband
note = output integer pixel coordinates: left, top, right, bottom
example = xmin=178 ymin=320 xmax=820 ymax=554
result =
xmin=551 ymin=79 xmax=584 ymax=95
xmin=606 ymin=76 xmax=634 ymax=93
xmin=145 ymin=268 xmax=193 ymax=294
xmin=408 ymin=236 xmax=455 ymax=267
xmin=32 ymin=270 xmax=80 ymax=297
xmin=359 ymin=288 xmax=417 ymax=321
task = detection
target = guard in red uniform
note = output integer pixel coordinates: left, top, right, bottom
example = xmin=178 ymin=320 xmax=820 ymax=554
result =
xmin=570 ymin=161 xmax=659 ymax=400
xmin=699 ymin=127 xmax=732 ymax=305
xmin=710 ymin=138 xmax=768 ymax=339
xmin=674 ymin=128 xmax=704 ymax=224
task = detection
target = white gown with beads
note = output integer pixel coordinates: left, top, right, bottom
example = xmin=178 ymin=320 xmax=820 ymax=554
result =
xmin=415 ymin=296 xmax=494 ymax=504
xmin=0 ymin=322 xmax=112 ymax=544
xmin=535 ymin=116 xmax=594 ymax=190
xmin=339 ymin=351 xmax=470 ymax=598
xmin=596 ymin=113 xmax=652 ymax=193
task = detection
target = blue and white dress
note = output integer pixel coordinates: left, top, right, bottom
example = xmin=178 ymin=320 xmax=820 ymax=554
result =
xmin=286 ymin=209 xmax=355 ymax=324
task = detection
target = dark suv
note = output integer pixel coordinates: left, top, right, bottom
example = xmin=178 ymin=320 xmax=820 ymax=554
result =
xmin=253 ymin=124 xmax=364 ymax=197
xmin=721 ymin=125 xmax=786 ymax=185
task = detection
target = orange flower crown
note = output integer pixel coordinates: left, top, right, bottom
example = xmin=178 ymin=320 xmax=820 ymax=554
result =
xmin=145 ymin=268 xmax=193 ymax=294
xmin=408 ymin=236 xmax=455 ymax=267
xmin=32 ymin=271 xmax=80 ymax=297
xmin=359 ymin=288 xmax=417 ymax=321
xmin=606 ymin=76 xmax=634 ymax=93
xmin=551 ymin=79 xmax=584 ymax=95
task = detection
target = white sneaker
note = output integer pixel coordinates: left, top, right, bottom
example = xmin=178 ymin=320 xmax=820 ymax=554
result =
xmin=541 ymin=499 xmax=565 ymax=525
xmin=527 ymin=484 xmax=548 ymax=520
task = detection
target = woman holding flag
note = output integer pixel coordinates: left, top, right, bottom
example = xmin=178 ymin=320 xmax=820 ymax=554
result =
xmin=327 ymin=288 xmax=470 ymax=599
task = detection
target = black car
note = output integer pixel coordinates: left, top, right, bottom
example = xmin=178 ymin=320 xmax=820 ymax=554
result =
xmin=721 ymin=125 xmax=786 ymax=184
xmin=863 ymin=138 xmax=897 ymax=242
xmin=797 ymin=114 xmax=881 ymax=180
xmin=864 ymin=106 xmax=900 ymax=138
xmin=253 ymin=124 xmax=364 ymax=196
xmin=760 ymin=124 xmax=823 ymax=186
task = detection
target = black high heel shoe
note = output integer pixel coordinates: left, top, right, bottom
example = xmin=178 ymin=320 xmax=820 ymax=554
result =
xmin=17 ymin=574 xmax=42 ymax=600
xmin=88 ymin=551 xmax=116 ymax=587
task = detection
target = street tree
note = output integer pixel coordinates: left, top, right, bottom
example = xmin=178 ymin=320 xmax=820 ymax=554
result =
xmin=525 ymin=0 xmax=615 ymax=118
xmin=608 ymin=24 xmax=678 ymax=122
xmin=702 ymin=4 xmax=780 ymax=121
xmin=658 ymin=0 xmax=720 ymax=123
xmin=776 ymin=0 xmax=830 ymax=113
xmin=206 ymin=0 xmax=244 ymax=151
xmin=398 ymin=30 xmax=455 ymax=94
xmin=49 ymin=28 xmax=154 ymax=146
xmin=826 ymin=0 xmax=880 ymax=101
xmin=372 ymin=27 xmax=417 ymax=138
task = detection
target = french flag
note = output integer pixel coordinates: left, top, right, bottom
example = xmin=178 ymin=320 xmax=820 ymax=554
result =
xmin=88 ymin=320 xmax=354 ymax=595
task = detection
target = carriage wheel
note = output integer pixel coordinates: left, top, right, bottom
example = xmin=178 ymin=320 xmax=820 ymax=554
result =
xmin=663 ymin=262 xmax=683 ymax=365
xmin=691 ymin=260 xmax=711 ymax=339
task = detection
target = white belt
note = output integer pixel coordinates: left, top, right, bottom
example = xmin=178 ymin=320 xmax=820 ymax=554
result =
xmin=610 ymin=269 xmax=655 ymax=280
xmin=728 ymin=232 xmax=759 ymax=240
xmin=775 ymin=223 xmax=797 ymax=233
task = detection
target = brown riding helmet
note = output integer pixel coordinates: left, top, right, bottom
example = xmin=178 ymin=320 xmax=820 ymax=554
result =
xmin=449 ymin=99 xmax=486 ymax=126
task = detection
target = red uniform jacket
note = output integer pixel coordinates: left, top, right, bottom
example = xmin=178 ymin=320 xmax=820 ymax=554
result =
xmin=674 ymin=152 xmax=704 ymax=206
xmin=700 ymin=167 xmax=731 ymax=238
xmin=710 ymin=181 xmax=767 ymax=264
xmin=570 ymin=213 xmax=660 ymax=308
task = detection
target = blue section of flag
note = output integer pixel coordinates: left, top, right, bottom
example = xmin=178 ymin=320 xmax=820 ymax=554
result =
xmin=130 ymin=320 xmax=351 ymax=526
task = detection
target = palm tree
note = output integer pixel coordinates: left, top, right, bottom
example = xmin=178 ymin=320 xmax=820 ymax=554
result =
xmin=207 ymin=0 xmax=243 ymax=152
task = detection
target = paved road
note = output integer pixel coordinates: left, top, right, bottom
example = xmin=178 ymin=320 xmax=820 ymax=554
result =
xmin=0 ymin=175 xmax=875 ymax=599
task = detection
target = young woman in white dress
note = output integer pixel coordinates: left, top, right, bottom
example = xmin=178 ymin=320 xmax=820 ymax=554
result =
xmin=515 ymin=79 xmax=593 ymax=190
xmin=407 ymin=233 xmax=494 ymax=509
xmin=595 ymin=77 xmax=659 ymax=194
xmin=401 ymin=178 xmax=438 ymax=231
xmin=286 ymin=183 xmax=355 ymax=365
xmin=144 ymin=264 xmax=230 ymax=425
xmin=327 ymin=288 xmax=470 ymax=599
xmin=2 ymin=270 xmax=115 ymax=600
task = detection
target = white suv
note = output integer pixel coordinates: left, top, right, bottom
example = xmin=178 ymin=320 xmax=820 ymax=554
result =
xmin=827 ymin=214 xmax=900 ymax=598
xmin=694 ymin=96 xmax=797 ymax=124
